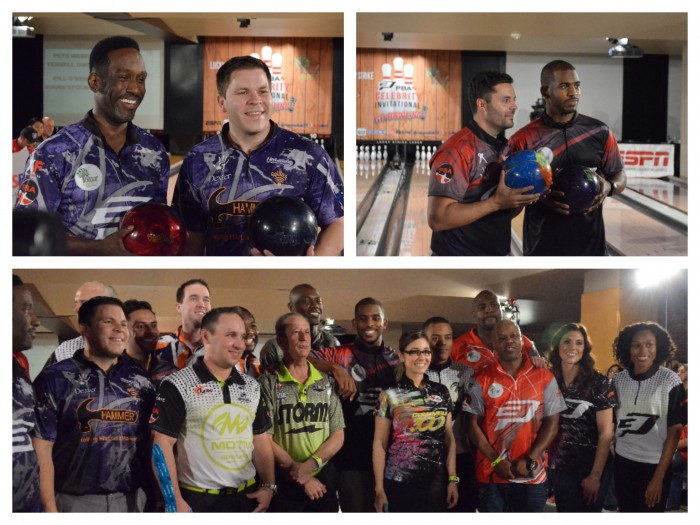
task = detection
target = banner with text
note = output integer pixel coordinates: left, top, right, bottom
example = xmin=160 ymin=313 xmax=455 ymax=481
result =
xmin=618 ymin=143 xmax=675 ymax=178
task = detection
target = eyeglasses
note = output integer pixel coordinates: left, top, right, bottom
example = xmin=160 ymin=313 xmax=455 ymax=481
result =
xmin=402 ymin=349 xmax=432 ymax=357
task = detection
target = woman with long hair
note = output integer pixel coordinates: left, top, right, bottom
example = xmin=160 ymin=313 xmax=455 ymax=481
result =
xmin=372 ymin=331 xmax=458 ymax=512
xmin=612 ymin=322 xmax=687 ymax=512
xmin=547 ymin=323 xmax=616 ymax=512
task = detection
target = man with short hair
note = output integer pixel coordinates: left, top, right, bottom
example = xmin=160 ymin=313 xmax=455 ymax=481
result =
xmin=423 ymin=316 xmax=477 ymax=512
xmin=259 ymin=313 xmax=345 ymax=512
xmin=428 ymin=71 xmax=540 ymax=256
xmin=174 ymin=55 xmax=344 ymax=256
xmin=123 ymin=300 xmax=177 ymax=386
xmin=259 ymin=283 xmax=340 ymax=369
xmin=12 ymin=275 xmax=42 ymax=512
xmin=312 ymin=297 xmax=399 ymax=512
xmin=508 ymin=60 xmax=626 ymax=256
xmin=150 ymin=307 xmax=276 ymax=512
xmin=12 ymin=126 xmax=40 ymax=153
xmin=464 ymin=320 xmax=566 ymax=512
xmin=42 ymin=116 xmax=56 ymax=141
xmin=32 ymin=297 xmax=155 ymax=512
xmin=452 ymin=289 xmax=538 ymax=368
xmin=231 ymin=305 xmax=261 ymax=378
xmin=15 ymin=36 xmax=169 ymax=255
xmin=44 ymin=280 xmax=119 ymax=367
xmin=156 ymin=279 xmax=212 ymax=369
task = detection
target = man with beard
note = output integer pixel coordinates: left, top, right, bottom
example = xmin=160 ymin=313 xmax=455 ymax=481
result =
xmin=123 ymin=300 xmax=177 ymax=386
xmin=464 ymin=320 xmax=565 ymax=512
xmin=452 ymin=289 xmax=539 ymax=368
xmin=423 ymin=317 xmax=477 ymax=512
xmin=14 ymin=36 xmax=169 ymax=255
xmin=32 ymin=297 xmax=155 ymax=511
xmin=156 ymin=279 xmax=212 ymax=369
xmin=312 ymin=297 xmax=399 ymax=512
xmin=44 ymin=280 xmax=119 ymax=368
xmin=259 ymin=284 xmax=339 ymax=369
xmin=508 ymin=60 xmax=626 ymax=256
xmin=12 ymin=275 xmax=42 ymax=512
xmin=427 ymin=71 xmax=540 ymax=256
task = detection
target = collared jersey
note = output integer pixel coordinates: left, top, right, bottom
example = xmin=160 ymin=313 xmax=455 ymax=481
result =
xmin=33 ymin=350 xmax=155 ymax=495
xmin=377 ymin=375 xmax=454 ymax=483
xmin=312 ymin=339 xmax=399 ymax=470
xmin=451 ymin=327 xmax=536 ymax=371
xmin=149 ymin=356 xmax=271 ymax=490
xmin=508 ymin=112 xmax=623 ymax=256
xmin=613 ymin=365 xmax=687 ymax=464
xmin=428 ymin=120 xmax=511 ymax=256
xmin=259 ymin=329 xmax=340 ymax=370
xmin=464 ymin=357 xmax=566 ymax=484
xmin=258 ymin=361 xmax=344 ymax=465
xmin=173 ymin=122 xmax=344 ymax=256
xmin=15 ymin=111 xmax=169 ymax=240
xmin=12 ymin=358 xmax=41 ymax=512
xmin=549 ymin=371 xmax=616 ymax=474
xmin=155 ymin=327 xmax=201 ymax=369
xmin=427 ymin=359 xmax=474 ymax=454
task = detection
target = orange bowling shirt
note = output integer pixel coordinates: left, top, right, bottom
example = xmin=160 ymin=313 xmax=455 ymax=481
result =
xmin=452 ymin=327 xmax=536 ymax=371
xmin=463 ymin=356 xmax=565 ymax=484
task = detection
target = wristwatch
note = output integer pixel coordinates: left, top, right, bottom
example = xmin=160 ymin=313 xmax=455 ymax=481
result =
xmin=260 ymin=482 xmax=278 ymax=495
xmin=525 ymin=456 xmax=538 ymax=472
xmin=608 ymin=181 xmax=618 ymax=197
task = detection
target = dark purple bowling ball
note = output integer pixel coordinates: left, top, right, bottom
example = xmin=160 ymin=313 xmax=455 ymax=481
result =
xmin=248 ymin=195 xmax=318 ymax=256
xmin=551 ymin=165 xmax=601 ymax=213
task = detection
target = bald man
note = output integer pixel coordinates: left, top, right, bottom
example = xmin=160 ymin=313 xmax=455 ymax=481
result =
xmin=41 ymin=116 xmax=56 ymax=141
xmin=43 ymin=280 xmax=118 ymax=368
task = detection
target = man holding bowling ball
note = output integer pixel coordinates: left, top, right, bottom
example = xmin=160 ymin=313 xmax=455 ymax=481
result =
xmin=508 ymin=60 xmax=626 ymax=256
xmin=427 ymin=71 xmax=540 ymax=256
xmin=14 ymin=36 xmax=169 ymax=256
xmin=174 ymin=56 xmax=344 ymax=256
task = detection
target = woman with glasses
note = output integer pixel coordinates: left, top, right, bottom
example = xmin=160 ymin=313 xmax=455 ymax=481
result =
xmin=546 ymin=323 xmax=616 ymax=512
xmin=612 ymin=322 xmax=687 ymax=512
xmin=372 ymin=331 xmax=459 ymax=512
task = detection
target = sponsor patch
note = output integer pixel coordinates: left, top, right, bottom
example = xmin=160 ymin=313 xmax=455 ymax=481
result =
xmin=74 ymin=164 xmax=103 ymax=191
xmin=434 ymin=163 xmax=454 ymax=184
xmin=194 ymin=384 xmax=214 ymax=395
xmin=488 ymin=383 xmax=504 ymax=399
xmin=428 ymin=394 xmax=443 ymax=403
xmin=467 ymin=350 xmax=482 ymax=363
xmin=17 ymin=179 xmax=39 ymax=205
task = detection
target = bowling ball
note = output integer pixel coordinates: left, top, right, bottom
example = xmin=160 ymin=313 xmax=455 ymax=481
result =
xmin=248 ymin=195 xmax=318 ymax=256
xmin=551 ymin=165 xmax=602 ymax=213
xmin=120 ymin=203 xmax=186 ymax=256
xmin=503 ymin=150 xmax=553 ymax=195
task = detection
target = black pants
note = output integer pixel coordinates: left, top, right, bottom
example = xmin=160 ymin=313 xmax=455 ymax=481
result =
xmin=385 ymin=477 xmax=447 ymax=512
xmin=269 ymin=461 xmax=339 ymax=512
xmin=181 ymin=487 xmax=258 ymax=512
xmin=614 ymin=453 xmax=672 ymax=512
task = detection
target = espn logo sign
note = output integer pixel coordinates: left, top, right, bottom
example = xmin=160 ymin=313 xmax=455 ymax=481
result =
xmin=620 ymin=150 xmax=670 ymax=167
xmin=494 ymin=400 xmax=540 ymax=430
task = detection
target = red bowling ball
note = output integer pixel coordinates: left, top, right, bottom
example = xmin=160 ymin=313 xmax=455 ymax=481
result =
xmin=120 ymin=203 xmax=186 ymax=256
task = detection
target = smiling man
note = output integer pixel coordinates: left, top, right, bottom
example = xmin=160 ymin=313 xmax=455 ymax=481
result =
xmin=32 ymin=297 xmax=156 ymax=512
xmin=173 ymin=55 xmax=344 ymax=256
xmin=428 ymin=71 xmax=540 ymax=256
xmin=15 ymin=36 xmax=169 ymax=255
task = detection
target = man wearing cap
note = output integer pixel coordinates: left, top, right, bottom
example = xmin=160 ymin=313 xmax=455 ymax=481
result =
xmin=12 ymin=127 xmax=39 ymax=153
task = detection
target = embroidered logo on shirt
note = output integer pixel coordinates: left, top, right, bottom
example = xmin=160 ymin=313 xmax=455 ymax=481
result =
xmin=17 ymin=179 xmax=39 ymax=205
xmin=74 ymin=164 xmax=103 ymax=191
xmin=271 ymin=169 xmax=288 ymax=185
xmin=434 ymin=163 xmax=454 ymax=184
xmin=207 ymin=187 xmax=258 ymax=225
xmin=77 ymin=398 xmax=138 ymax=433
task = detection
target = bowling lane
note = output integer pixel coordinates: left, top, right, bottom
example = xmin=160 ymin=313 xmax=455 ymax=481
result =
xmin=624 ymin=177 xmax=687 ymax=213
xmin=400 ymin=159 xmax=432 ymax=256
xmin=356 ymin=167 xmax=402 ymax=256
xmin=356 ymin=158 xmax=386 ymax=206
xmin=603 ymin=197 xmax=687 ymax=256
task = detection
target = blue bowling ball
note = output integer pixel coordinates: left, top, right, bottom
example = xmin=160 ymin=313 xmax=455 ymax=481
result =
xmin=503 ymin=150 xmax=553 ymax=195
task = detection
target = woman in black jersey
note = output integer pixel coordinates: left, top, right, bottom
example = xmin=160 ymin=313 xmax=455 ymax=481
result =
xmin=612 ymin=322 xmax=687 ymax=512
xmin=547 ymin=323 xmax=616 ymax=512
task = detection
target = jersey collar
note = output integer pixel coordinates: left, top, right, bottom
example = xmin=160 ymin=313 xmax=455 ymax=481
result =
xmin=541 ymin=110 xmax=580 ymax=129
xmin=629 ymin=363 xmax=660 ymax=381
xmin=192 ymin=355 xmax=245 ymax=385
xmin=220 ymin=120 xmax=278 ymax=153
xmin=466 ymin=120 xmax=508 ymax=150
xmin=81 ymin=110 xmax=140 ymax=147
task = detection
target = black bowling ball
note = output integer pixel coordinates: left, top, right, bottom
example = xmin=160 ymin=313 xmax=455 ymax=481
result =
xmin=551 ymin=165 xmax=601 ymax=214
xmin=248 ymin=196 xmax=318 ymax=256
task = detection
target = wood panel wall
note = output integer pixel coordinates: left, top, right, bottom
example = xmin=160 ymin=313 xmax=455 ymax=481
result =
xmin=203 ymin=37 xmax=334 ymax=135
xmin=356 ymin=48 xmax=462 ymax=142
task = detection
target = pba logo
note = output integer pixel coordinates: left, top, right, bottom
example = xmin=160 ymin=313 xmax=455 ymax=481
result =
xmin=435 ymin=163 xmax=454 ymax=184
xmin=17 ymin=179 xmax=39 ymax=205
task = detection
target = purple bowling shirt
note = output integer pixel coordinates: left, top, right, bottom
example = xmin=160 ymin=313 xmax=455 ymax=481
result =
xmin=15 ymin=111 xmax=169 ymax=240
xmin=173 ymin=121 xmax=344 ymax=256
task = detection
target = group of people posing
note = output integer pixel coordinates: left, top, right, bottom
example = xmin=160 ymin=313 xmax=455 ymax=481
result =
xmin=13 ymin=280 xmax=686 ymax=513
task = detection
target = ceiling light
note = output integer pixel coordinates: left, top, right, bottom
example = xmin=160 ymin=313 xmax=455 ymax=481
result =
xmin=606 ymin=37 xmax=643 ymax=58
xmin=510 ymin=32 xmax=521 ymax=40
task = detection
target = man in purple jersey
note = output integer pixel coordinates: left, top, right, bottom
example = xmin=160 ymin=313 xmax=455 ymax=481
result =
xmin=32 ymin=297 xmax=155 ymax=512
xmin=14 ymin=36 xmax=169 ymax=255
xmin=508 ymin=60 xmax=626 ymax=256
xmin=174 ymin=56 xmax=344 ymax=256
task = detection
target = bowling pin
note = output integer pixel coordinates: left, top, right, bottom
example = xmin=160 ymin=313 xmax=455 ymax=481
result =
xmin=393 ymin=57 xmax=404 ymax=83
xmin=356 ymin=145 xmax=360 ymax=159
xmin=261 ymin=46 xmax=273 ymax=68
xmin=382 ymin=145 xmax=388 ymax=160
xmin=370 ymin=145 xmax=376 ymax=160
